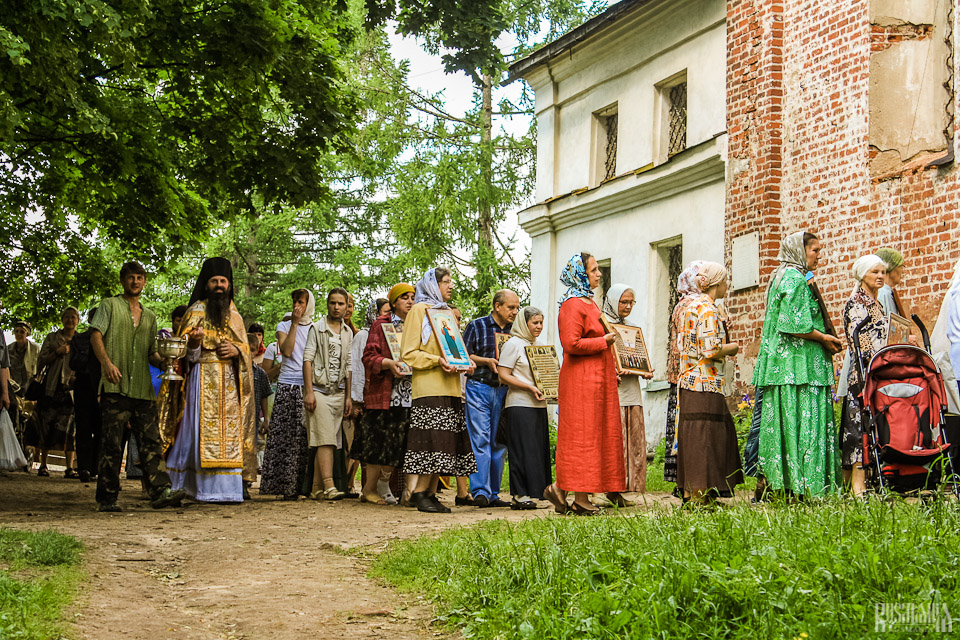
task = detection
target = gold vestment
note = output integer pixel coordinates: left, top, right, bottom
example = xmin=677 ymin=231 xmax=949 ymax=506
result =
xmin=158 ymin=301 xmax=256 ymax=480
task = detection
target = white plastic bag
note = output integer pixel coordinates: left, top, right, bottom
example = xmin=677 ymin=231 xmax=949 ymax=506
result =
xmin=0 ymin=408 xmax=28 ymax=470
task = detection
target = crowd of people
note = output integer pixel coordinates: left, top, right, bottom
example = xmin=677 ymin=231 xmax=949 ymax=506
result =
xmin=2 ymin=231 xmax=959 ymax=514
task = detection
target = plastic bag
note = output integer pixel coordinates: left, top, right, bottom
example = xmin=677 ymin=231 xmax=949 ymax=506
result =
xmin=0 ymin=408 xmax=28 ymax=470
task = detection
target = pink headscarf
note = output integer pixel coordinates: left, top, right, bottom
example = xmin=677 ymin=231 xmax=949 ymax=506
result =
xmin=677 ymin=261 xmax=705 ymax=299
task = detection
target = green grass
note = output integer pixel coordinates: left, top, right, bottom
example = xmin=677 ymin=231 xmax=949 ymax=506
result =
xmin=372 ymin=498 xmax=960 ymax=639
xmin=0 ymin=529 xmax=84 ymax=640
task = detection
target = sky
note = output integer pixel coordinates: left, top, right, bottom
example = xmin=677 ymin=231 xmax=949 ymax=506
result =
xmin=386 ymin=29 xmax=535 ymax=271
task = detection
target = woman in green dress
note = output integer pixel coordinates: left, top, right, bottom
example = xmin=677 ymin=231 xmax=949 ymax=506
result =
xmin=753 ymin=232 xmax=844 ymax=497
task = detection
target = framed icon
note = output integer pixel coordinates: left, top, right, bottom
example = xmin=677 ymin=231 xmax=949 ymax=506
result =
xmin=426 ymin=308 xmax=473 ymax=370
xmin=601 ymin=316 xmax=653 ymax=375
xmin=886 ymin=313 xmax=912 ymax=346
xmin=525 ymin=345 xmax=560 ymax=403
xmin=494 ymin=332 xmax=512 ymax=359
xmin=380 ymin=323 xmax=412 ymax=375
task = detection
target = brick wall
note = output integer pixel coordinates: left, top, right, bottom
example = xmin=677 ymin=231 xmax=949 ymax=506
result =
xmin=725 ymin=0 xmax=959 ymax=388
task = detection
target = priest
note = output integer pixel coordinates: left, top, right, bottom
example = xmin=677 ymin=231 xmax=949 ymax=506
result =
xmin=161 ymin=257 xmax=256 ymax=502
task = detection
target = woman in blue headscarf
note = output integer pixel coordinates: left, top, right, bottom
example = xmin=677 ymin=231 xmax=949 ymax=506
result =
xmin=398 ymin=267 xmax=477 ymax=513
xmin=552 ymin=252 xmax=624 ymax=515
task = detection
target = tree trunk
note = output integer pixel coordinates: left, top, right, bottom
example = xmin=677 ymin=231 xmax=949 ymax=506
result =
xmin=477 ymin=73 xmax=496 ymax=293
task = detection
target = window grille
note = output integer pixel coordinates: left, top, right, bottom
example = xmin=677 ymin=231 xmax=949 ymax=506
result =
xmin=668 ymin=83 xmax=687 ymax=155
xmin=665 ymin=243 xmax=683 ymax=351
xmin=603 ymin=113 xmax=618 ymax=180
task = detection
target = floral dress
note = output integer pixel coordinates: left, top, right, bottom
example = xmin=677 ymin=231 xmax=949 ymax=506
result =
xmin=753 ymin=268 xmax=840 ymax=496
xmin=840 ymin=288 xmax=888 ymax=468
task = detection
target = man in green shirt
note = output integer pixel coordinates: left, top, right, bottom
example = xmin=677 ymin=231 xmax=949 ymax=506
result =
xmin=90 ymin=261 xmax=184 ymax=512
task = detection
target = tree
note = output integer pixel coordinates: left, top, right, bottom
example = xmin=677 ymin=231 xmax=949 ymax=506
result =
xmin=1 ymin=0 xmax=359 ymax=328
xmin=145 ymin=19 xmax=422 ymax=331
xmin=368 ymin=0 xmax=606 ymax=317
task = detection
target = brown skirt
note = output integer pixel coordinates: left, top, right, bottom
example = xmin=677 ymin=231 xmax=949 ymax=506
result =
xmin=620 ymin=405 xmax=646 ymax=493
xmin=676 ymin=389 xmax=743 ymax=497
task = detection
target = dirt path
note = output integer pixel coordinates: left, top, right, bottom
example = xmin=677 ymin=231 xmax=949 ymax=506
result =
xmin=1 ymin=471 xmax=677 ymax=639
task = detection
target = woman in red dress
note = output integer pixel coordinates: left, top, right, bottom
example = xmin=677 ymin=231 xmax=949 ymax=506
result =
xmin=553 ymin=252 xmax=624 ymax=515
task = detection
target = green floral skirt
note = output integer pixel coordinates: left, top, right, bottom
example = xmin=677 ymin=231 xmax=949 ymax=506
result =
xmin=757 ymin=384 xmax=840 ymax=497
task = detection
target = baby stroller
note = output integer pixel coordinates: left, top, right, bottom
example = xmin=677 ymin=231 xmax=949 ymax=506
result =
xmin=851 ymin=314 xmax=958 ymax=495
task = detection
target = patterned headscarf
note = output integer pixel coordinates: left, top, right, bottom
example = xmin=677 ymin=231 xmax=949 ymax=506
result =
xmin=415 ymin=268 xmax=449 ymax=343
xmin=415 ymin=268 xmax=449 ymax=308
xmin=559 ymin=254 xmax=594 ymax=307
xmin=677 ymin=261 xmax=705 ymax=299
xmin=768 ymin=231 xmax=809 ymax=292
xmin=602 ymin=283 xmax=635 ymax=325
xmin=875 ymin=247 xmax=904 ymax=273
xmin=364 ymin=299 xmax=387 ymax=328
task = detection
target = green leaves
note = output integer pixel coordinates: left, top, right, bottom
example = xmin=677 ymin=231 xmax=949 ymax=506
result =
xmin=1 ymin=0 xmax=358 ymax=329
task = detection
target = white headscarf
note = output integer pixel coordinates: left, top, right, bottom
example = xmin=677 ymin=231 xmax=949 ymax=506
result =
xmin=415 ymin=268 xmax=449 ymax=344
xmin=297 ymin=290 xmax=316 ymax=326
xmin=602 ymin=283 xmax=635 ymax=325
xmin=851 ymin=255 xmax=886 ymax=294
xmin=511 ymin=306 xmax=544 ymax=345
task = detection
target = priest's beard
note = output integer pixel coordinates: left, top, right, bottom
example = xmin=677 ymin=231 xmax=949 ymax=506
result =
xmin=206 ymin=290 xmax=231 ymax=329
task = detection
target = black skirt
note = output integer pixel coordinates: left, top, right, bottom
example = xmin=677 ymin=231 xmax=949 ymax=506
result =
xmin=402 ymin=396 xmax=476 ymax=476
xmin=663 ymin=384 xmax=679 ymax=483
xmin=504 ymin=406 xmax=552 ymax=499
xmin=352 ymin=406 xmax=410 ymax=468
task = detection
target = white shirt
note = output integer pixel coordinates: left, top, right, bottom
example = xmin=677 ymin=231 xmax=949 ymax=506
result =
xmin=498 ymin=336 xmax=547 ymax=409
xmin=351 ymin=328 xmax=369 ymax=403
xmin=263 ymin=342 xmax=280 ymax=364
xmin=276 ymin=320 xmax=308 ymax=385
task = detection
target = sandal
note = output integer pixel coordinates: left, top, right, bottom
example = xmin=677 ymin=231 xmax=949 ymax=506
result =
xmin=37 ymin=467 xmax=50 ymax=477
xmin=605 ymin=493 xmax=635 ymax=508
xmin=543 ymin=484 xmax=568 ymax=515
xmin=64 ymin=468 xmax=80 ymax=479
xmin=510 ymin=498 xmax=538 ymax=511
xmin=311 ymin=487 xmax=345 ymax=501
xmin=570 ymin=502 xmax=601 ymax=516
xmin=359 ymin=493 xmax=387 ymax=505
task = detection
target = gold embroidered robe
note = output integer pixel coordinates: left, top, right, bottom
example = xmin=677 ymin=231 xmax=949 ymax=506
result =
xmin=158 ymin=301 xmax=256 ymax=480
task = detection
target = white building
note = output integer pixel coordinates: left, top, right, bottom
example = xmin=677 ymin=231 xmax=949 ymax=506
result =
xmin=508 ymin=0 xmax=728 ymax=444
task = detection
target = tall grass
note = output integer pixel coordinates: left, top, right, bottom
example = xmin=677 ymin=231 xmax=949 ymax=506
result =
xmin=0 ymin=529 xmax=83 ymax=640
xmin=372 ymin=498 xmax=960 ymax=639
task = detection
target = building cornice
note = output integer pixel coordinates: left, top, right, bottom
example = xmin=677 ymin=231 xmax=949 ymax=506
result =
xmin=506 ymin=0 xmax=656 ymax=85
xmin=519 ymin=135 xmax=726 ymax=237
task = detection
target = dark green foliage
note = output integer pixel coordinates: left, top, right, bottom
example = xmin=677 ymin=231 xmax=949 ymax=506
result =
xmin=365 ymin=0 xmax=507 ymax=79
xmin=1 ymin=0 xmax=358 ymax=328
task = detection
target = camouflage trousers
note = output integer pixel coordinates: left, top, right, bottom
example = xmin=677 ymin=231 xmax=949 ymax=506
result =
xmin=96 ymin=393 xmax=171 ymax=505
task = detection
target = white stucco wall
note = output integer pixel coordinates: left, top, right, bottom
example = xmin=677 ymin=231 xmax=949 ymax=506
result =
xmin=531 ymin=0 xmax=727 ymax=201
xmin=517 ymin=0 xmax=728 ymax=448
xmin=528 ymin=179 xmax=726 ymax=445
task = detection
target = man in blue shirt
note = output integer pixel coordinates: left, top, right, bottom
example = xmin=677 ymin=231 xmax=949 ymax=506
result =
xmin=462 ymin=289 xmax=521 ymax=507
